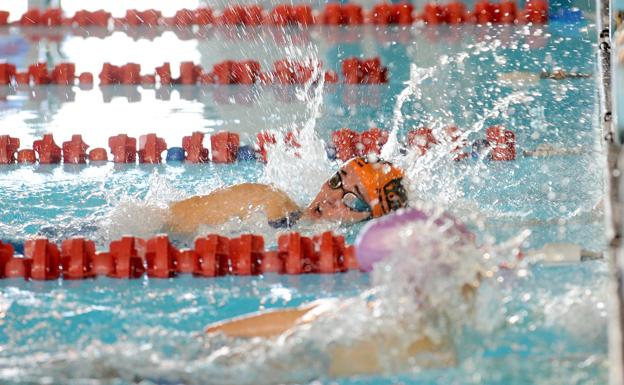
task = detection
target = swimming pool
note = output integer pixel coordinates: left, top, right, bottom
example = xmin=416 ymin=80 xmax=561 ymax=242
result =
xmin=0 ymin=4 xmax=608 ymax=385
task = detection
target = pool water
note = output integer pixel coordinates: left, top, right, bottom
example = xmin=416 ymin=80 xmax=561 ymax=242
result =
xmin=0 ymin=9 xmax=609 ymax=385
xmin=0 ymin=23 xmax=602 ymax=248
xmin=0 ymin=262 xmax=608 ymax=385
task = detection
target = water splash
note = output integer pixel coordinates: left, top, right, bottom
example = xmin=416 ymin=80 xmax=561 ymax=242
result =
xmin=381 ymin=63 xmax=435 ymax=161
xmin=262 ymin=56 xmax=333 ymax=206
xmin=95 ymin=171 xmax=183 ymax=242
xmin=0 ymin=210 xmax=607 ymax=385
xmin=390 ymin=88 xmax=535 ymax=218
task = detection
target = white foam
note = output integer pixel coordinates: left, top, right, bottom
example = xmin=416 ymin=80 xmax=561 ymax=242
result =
xmin=95 ymin=170 xmax=184 ymax=242
xmin=262 ymin=58 xmax=334 ymax=206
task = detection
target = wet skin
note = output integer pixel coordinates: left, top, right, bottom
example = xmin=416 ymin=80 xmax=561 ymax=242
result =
xmin=303 ymin=168 xmax=372 ymax=223
xmin=166 ymin=167 xmax=372 ymax=236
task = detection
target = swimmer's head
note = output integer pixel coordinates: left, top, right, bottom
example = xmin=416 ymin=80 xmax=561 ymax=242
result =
xmin=304 ymin=156 xmax=408 ymax=223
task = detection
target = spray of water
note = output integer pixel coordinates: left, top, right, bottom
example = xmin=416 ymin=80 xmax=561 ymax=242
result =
xmin=0 ymin=210 xmax=560 ymax=385
xmin=94 ymin=171 xmax=183 ymax=242
xmin=262 ymin=57 xmax=334 ymax=206
xmin=0 ymin=24 xmax=609 ymax=385
xmin=381 ymin=64 xmax=435 ymax=161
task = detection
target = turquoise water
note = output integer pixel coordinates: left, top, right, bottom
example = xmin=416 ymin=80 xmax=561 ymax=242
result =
xmin=0 ymin=153 xmax=605 ymax=252
xmin=0 ymin=24 xmax=603 ymax=248
xmin=0 ymin=262 xmax=608 ymax=385
xmin=0 ymin=15 xmax=609 ymax=385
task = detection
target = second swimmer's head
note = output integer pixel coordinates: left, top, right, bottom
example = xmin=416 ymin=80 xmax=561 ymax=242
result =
xmin=304 ymin=156 xmax=408 ymax=223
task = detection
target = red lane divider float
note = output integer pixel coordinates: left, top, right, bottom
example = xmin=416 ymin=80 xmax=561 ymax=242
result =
xmin=33 ymin=134 xmax=62 ymax=164
xmin=210 ymin=132 xmax=239 ymax=163
xmin=194 ymin=235 xmax=230 ymax=276
xmin=486 ymin=125 xmax=516 ymax=160
xmin=255 ymin=130 xmax=301 ymax=162
xmin=138 ymin=134 xmax=168 ymax=164
xmin=106 ymin=237 xmax=146 ymax=278
xmin=182 ymin=132 xmax=210 ymax=163
xmin=332 ymin=127 xmax=389 ymax=160
xmin=0 ymin=57 xmax=377 ymax=87
xmin=0 ymin=231 xmax=359 ymax=280
xmin=0 ymin=125 xmax=516 ymax=166
xmin=341 ymin=57 xmax=388 ymax=85
xmin=0 ymin=1 xmax=549 ymax=29
xmin=0 ymin=135 xmax=19 ymax=163
xmin=407 ymin=127 xmax=439 ymax=156
xmin=108 ymin=134 xmax=136 ymax=163
xmin=0 ymin=62 xmax=90 ymax=87
xmin=62 ymin=135 xmax=89 ymax=164
xmin=61 ymin=238 xmax=97 ymax=279
xmin=17 ymin=149 xmax=36 ymax=164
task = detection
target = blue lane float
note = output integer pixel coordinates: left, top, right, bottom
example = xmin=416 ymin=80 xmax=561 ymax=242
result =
xmin=166 ymin=147 xmax=186 ymax=162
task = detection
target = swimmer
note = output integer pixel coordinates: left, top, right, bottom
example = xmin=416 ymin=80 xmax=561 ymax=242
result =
xmin=202 ymin=209 xmax=602 ymax=379
xmin=205 ymin=297 xmax=462 ymax=377
xmin=165 ymin=156 xmax=408 ymax=236
xmin=497 ymin=69 xmax=592 ymax=85
xmin=203 ymin=210 xmax=486 ymax=378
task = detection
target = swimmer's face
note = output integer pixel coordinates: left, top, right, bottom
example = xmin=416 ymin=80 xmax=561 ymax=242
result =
xmin=304 ymin=168 xmax=372 ymax=223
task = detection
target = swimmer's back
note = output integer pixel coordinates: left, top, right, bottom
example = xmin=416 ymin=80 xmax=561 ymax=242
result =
xmin=166 ymin=183 xmax=301 ymax=235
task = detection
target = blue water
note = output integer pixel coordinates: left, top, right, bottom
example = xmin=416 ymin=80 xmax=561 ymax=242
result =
xmin=0 ymin=262 xmax=608 ymax=385
xmin=0 ymin=13 xmax=609 ymax=385
xmin=0 ymin=24 xmax=603 ymax=249
xmin=0 ymin=152 xmax=605 ymax=252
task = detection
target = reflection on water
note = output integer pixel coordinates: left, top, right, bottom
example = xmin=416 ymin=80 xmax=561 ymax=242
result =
xmin=0 ymin=23 xmax=603 ymax=252
xmin=0 ymin=239 xmax=609 ymax=385
xmin=0 ymin=7 xmax=609 ymax=385
xmin=0 ymin=25 xmax=595 ymax=139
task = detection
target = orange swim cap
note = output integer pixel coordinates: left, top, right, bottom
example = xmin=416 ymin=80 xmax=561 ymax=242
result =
xmin=341 ymin=156 xmax=408 ymax=218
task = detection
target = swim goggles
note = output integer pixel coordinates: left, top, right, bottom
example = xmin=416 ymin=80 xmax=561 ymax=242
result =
xmin=327 ymin=172 xmax=372 ymax=213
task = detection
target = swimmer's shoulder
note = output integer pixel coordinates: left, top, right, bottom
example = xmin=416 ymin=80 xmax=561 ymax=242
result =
xmin=171 ymin=183 xmax=278 ymax=203
xmin=170 ymin=183 xmax=299 ymax=219
xmin=199 ymin=183 xmax=283 ymax=196
xmin=228 ymin=183 xmax=285 ymax=194
xmin=231 ymin=183 xmax=298 ymax=203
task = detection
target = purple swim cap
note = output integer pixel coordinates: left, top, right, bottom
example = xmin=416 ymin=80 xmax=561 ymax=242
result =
xmin=354 ymin=208 xmax=474 ymax=272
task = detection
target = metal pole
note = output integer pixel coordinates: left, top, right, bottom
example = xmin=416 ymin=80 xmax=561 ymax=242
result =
xmin=607 ymin=144 xmax=623 ymax=385
xmin=599 ymin=0 xmax=624 ymax=383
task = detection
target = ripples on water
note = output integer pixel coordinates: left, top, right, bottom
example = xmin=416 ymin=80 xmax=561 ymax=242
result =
xmin=0 ymin=216 xmax=609 ymax=385
xmin=0 ymin=11 xmax=608 ymax=385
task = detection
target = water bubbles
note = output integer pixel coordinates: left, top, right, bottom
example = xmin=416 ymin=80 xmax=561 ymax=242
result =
xmin=95 ymin=171 xmax=178 ymax=242
xmin=0 ymin=14 xmax=608 ymax=384
xmin=507 ymin=314 xmax=520 ymax=324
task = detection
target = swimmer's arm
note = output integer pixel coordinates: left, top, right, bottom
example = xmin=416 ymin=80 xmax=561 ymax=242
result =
xmin=205 ymin=308 xmax=312 ymax=338
xmin=205 ymin=299 xmax=457 ymax=377
xmin=166 ymin=183 xmax=301 ymax=235
xmin=498 ymin=71 xmax=591 ymax=84
xmin=205 ymin=301 xmax=327 ymax=338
